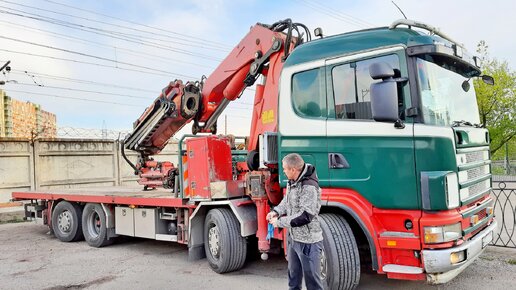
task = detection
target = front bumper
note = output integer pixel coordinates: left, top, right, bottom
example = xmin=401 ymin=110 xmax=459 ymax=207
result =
xmin=422 ymin=220 xmax=497 ymax=284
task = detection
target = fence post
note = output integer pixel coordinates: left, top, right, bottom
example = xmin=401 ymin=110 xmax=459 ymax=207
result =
xmin=33 ymin=140 xmax=40 ymax=190
xmin=115 ymin=140 xmax=121 ymax=186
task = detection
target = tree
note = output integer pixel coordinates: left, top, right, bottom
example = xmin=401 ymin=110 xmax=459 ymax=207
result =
xmin=474 ymin=41 xmax=516 ymax=155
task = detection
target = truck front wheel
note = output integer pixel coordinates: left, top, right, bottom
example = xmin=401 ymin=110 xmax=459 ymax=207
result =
xmin=82 ymin=203 xmax=113 ymax=248
xmin=320 ymin=213 xmax=360 ymax=290
xmin=204 ymin=208 xmax=247 ymax=273
xmin=51 ymin=201 xmax=84 ymax=242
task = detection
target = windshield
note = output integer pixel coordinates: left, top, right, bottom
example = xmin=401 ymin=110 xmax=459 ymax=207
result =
xmin=416 ymin=57 xmax=480 ymax=126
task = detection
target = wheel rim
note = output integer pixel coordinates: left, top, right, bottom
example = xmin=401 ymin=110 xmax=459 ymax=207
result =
xmin=86 ymin=210 xmax=101 ymax=238
xmin=208 ymin=224 xmax=220 ymax=259
xmin=57 ymin=210 xmax=72 ymax=233
xmin=320 ymin=247 xmax=328 ymax=280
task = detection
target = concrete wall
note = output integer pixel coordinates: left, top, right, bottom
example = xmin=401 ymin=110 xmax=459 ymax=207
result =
xmin=0 ymin=139 xmax=34 ymax=202
xmin=0 ymin=138 xmax=178 ymax=202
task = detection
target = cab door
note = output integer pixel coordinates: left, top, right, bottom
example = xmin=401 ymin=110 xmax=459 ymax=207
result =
xmin=325 ymin=47 xmax=418 ymax=209
xmin=278 ymin=60 xmax=329 ymax=187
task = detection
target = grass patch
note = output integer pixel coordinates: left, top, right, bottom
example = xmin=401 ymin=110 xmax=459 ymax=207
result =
xmin=480 ymin=256 xmax=495 ymax=261
xmin=507 ymin=259 xmax=516 ymax=265
xmin=0 ymin=218 xmax=27 ymax=224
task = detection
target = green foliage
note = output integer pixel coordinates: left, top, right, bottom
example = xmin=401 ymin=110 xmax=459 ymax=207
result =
xmin=491 ymin=138 xmax=516 ymax=161
xmin=474 ymin=41 xmax=516 ymax=155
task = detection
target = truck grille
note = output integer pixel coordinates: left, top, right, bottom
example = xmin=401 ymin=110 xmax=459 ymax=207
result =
xmin=457 ymin=146 xmax=491 ymax=204
xmin=477 ymin=208 xmax=487 ymax=220
xmin=457 ymin=145 xmax=493 ymax=240
xmin=467 ymin=181 xmax=489 ymax=198
xmin=467 ymin=166 xmax=488 ymax=180
xmin=465 ymin=151 xmax=484 ymax=163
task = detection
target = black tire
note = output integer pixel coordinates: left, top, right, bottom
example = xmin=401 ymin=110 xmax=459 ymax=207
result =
xmin=51 ymin=201 xmax=84 ymax=242
xmin=204 ymin=208 xmax=247 ymax=273
xmin=320 ymin=213 xmax=360 ymax=290
xmin=82 ymin=203 xmax=114 ymax=248
xmin=246 ymin=150 xmax=259 ymax=171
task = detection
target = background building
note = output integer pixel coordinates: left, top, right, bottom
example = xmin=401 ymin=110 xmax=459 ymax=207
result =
xmin=0 ymin=90 xmax=56 ymax=139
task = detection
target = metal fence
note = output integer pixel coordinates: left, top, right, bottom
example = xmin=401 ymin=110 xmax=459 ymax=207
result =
xmin=57 ymin=127 xmax=132 ymax=140
xmin=492 ymin=177 xmax=516 ymax=248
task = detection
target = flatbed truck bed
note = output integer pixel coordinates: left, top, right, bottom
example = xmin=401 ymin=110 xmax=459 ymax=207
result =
xmin=12 ymin=187 xmax=193 ymax=208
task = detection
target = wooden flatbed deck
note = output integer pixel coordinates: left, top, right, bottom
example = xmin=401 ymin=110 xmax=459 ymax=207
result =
xmin=12 ymin=186 xmax=194 ymax=208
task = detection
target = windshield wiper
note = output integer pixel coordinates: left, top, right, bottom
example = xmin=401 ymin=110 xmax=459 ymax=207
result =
xmin=451 ymin=120 xmax=483 ymax=128
xmin=452 ymin=120 xmax=473 ymax=127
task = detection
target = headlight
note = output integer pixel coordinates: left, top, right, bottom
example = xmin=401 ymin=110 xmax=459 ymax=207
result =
xmin=424 ymin=223 xmax=462 ymax=244
xmin=445 ymin=172 xmax=459 ymax=209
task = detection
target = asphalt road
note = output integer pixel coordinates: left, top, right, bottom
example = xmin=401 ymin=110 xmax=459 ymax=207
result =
xmin=1 ymin=222 xmax=515 ymax=290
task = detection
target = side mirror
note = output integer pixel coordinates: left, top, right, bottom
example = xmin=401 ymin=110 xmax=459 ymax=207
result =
xmin=369 ymin=62 xmax=399 ymax=123
xmin=482 ymin=75 xmax=494 ymax=85
xmin=369 ymin=62 xmax=395 ymax=80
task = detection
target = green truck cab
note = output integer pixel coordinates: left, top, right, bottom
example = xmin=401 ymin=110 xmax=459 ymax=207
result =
xmin=276 ymin=19 xmax=496 ymax=285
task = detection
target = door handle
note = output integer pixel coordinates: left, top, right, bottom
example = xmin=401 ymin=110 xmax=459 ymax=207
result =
xmin=329 ymin=153 xmax=350 ymax=169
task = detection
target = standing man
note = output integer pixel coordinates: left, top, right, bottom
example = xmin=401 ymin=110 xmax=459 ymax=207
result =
xmin=267 ymin=153 xmax=323 ymax=290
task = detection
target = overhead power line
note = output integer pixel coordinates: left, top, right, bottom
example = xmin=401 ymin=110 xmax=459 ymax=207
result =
xmin=10 ymin=70 xmax=157 ymax=94
xmin=0 ymin=37 xmax=199 ymax=79
xmin=0 ymin=19 xmax=215 ymax=69
xmin=0 ymin=7 xmax=223 ymax=61
xmin=296 ymin=0 xmax=375 ymax=28
xmin=5 ymin=82 xmax=150 ymax=100
xmin=0 ymin=0 xmax=230 ymax=52
xmin=0 ymin=48 xmax=196 ymax=79
xmin=41 ymin=0 xmax=231 ymax=49
xmin=4 ymin=89 xmax=144 ymax=107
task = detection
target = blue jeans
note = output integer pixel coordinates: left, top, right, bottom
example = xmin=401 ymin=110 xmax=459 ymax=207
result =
xmin=288 ymin=240 xmax=324 ymax=290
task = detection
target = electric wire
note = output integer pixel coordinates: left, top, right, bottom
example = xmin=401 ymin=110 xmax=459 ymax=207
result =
xmin=0 ymin=0 xmax=230 ymax=52
xmin=0 ymin=46 xmax=198 ymax=80
xmin=10 ymin=70 xmax=157 ymax=93
xmin=295 ymin=0 xmax=374 ymax=28
xmin=5 ymin=82 xmax=150 ymax=100
xmin=0 ymin=19 xmax=215 ymax=69
xmin=0 ymin=7 xmax=223 ymax=61
xmin=4 ymin=89 xmax=144 ymax=107
xmin=41 ymin=0 xmax=232 ymax=49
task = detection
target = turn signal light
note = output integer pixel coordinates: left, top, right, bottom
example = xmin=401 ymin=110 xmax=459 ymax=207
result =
xmin=470 ymin=215 xmax=479 ymax=226
xmin=486 ymin=207 xmax=494 ymax=216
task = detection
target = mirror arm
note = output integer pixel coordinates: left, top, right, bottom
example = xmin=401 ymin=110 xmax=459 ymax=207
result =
xmin=394 ymin=119 xmax=405 ymax=129
xmin=392 ymin=77 xmax=409 ymax=83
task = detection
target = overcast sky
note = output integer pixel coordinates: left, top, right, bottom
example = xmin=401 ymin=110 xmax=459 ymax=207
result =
xmin=1 ymin=0 xmax=514 ymax=137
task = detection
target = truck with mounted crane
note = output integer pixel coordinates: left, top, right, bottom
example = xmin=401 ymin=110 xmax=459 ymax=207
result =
xmin=13 ymin=18 xmax=496 ymax=289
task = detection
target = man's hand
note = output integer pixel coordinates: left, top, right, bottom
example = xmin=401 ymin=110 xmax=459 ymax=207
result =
xmin=266 ymin=211 xmax=278 ymax=221
xmin=269 ymin=217 xmax=279 ymax=228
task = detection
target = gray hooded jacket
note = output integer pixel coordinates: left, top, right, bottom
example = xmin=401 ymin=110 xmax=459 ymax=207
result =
xmin=273 ymin=163 xmax=323 ymax=243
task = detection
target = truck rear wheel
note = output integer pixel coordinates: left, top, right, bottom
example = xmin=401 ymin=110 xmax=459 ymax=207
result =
xmin=320 ymin=213 xmax=360 ymax=290
xmin=82 ymin=203 xmax=113 ymax=248
xmin=51 ymin=201 xmax=84 ymax=242
xmin=204 ymin=208 xmax=247 ymax=273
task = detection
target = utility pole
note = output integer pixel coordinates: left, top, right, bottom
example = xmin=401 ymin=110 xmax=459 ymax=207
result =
xmin=0 ymin=61 xmax=10 ymax=85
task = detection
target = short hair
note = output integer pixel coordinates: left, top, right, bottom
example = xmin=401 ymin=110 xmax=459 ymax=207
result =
xmin=282 ymin=153 xmax=305 ymax=171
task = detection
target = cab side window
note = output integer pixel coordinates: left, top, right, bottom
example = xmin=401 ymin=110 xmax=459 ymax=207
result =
xmin=332 ymin=54 xmax=400 ymax=120
xmin=291 ymin=68 xmax=326 ymax=118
